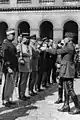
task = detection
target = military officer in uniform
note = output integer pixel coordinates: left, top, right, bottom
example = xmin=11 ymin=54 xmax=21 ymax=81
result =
xmin=2 ymin=29 xmax=18 ymax=107
xmin=28 ymin=35 xmax=39 ymax=96
xmin=47 ymin=32 xmax=80 ymax=114
xmin=18 ymin=33 xmax=31 ymax=101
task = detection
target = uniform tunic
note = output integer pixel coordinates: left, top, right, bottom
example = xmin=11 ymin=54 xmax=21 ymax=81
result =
xmin=2 ymin=39 xmax=18 ymax=101
xmin=57 ymin=42 xmax=75 ymax=78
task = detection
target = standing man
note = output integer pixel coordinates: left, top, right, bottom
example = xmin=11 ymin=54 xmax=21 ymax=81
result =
xmin=28 ymin=35 xmax=39 ymax=96
xmin=47 ymin=32 xmax=80 ymax=114
xmin=18 ymin=33 xmax=31 ymax=100
xmin=2 ymin=29 xmax=18 ymax=107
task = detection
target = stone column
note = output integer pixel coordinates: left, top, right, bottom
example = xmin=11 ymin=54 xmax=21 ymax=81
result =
xmin=53 ymin=28 xmax=63 ymax=43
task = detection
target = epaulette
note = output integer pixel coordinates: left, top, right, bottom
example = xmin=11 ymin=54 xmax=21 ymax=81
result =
xmin=3 ymin=39 xmax=7 ymax=44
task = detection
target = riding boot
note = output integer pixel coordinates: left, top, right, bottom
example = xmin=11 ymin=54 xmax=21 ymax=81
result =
xmin=55 ymin=87 xmax=63 ymax=104
xmin=58 ymin=91 xmax=70 ymax=112
xmin=69 ymin=95 xmax=80 ymax=114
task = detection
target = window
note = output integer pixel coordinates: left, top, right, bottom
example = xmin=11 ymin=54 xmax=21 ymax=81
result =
xmin=17 ymin=0 xmax=31 ymax=3
xmin=0 ymin=0 xmax=9 ymax=4
xmin=39 ymin=0 xmax=55 ymax=3
xmin=63 ymin=0 xmax=80 ymax=2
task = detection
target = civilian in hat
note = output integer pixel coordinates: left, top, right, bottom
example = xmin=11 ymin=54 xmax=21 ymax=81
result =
xmin=18 ymin=34 xmax=31 ymax=100
xmin=28 ymin=35 xmax=40 ymax=96
xmin=1 ymin=29 xmax=18 ymax=107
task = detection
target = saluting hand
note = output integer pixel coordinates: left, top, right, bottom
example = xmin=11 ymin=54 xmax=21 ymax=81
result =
xmin=8 ymin=67 xmax=13 ymax=74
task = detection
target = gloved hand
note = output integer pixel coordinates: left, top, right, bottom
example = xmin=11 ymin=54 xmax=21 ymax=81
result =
xmin=8 ymin=67 xmax=13 ymax=74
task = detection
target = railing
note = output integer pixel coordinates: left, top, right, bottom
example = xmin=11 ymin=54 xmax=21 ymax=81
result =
xmin=0 ymin=0 xmax=9 ymax=4
xmin=63 ymin=0 xmax=80 ymax=2
xmin=17 ymin=0 xmax=31 ymax=4
xmin=39 ymin=0 xmax=55 ymax=3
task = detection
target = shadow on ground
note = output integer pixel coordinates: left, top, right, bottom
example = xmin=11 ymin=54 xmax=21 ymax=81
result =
xmin=0 ymin=83 xmax=58 ymax=120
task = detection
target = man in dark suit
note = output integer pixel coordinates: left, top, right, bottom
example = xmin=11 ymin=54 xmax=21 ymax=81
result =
xmin=2 ymin=29 xmax=18 ymax=107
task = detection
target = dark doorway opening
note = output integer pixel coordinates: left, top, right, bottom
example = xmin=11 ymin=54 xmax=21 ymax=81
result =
xmin=40 ymin=21 xmax=53 ymax=39
xmin=18 ymin=21 xmax=30 ymax=35
xmin=0 ymin=22 xmax=8 ymax=44
xmin=63 ymin=21 xmax=78 ymax=44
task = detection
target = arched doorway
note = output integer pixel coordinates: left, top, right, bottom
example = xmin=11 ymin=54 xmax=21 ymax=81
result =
xmin=0 ymin=22 xmax=8 ymax=44
xmin=63 ymin=21 xmax=78 ymax=44
xmin=18 ymin=21 xmax=30 ymax=36
xmin=40 ymin=21 xmax=53 ymax=39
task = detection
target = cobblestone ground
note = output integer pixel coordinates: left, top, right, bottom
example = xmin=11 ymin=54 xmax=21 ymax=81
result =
xmin=0 ymin=79 xmax=80 ymax=120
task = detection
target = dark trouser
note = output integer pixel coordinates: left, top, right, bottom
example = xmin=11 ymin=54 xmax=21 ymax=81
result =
xmin=29 ymin=71 xmax=38 ymax=92
xmin=58 ymin=77 xmax=64 ymax=100
xmin=52 ymin=65 xmax=57 ymax=83
xmin=64 ymin=78 xmax=79 ymax=109
xmin=42 ymin=72 xmax=47 ymax=87
xmin=47 ymin=69 xmax=52 ymax=84
xmin=18 ymin=72 xmax=29 ymax=98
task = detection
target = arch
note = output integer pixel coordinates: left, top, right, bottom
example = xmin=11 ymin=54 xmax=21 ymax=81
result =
xmin=17 ymin=21 xmax=30 ymax=36
xmin=39 ymin=20 xmax=53 ymax=39
xmin=63 ymin=20 xmax=78 ymax=44
xmin=0 ymin=22 xmax=8 ymax=44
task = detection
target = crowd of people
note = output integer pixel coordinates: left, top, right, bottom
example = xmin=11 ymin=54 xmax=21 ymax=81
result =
xmin=0 ymin=28 xmax=80 ymax=115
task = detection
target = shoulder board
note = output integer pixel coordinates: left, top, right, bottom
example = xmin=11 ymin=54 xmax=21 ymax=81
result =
xmin=3 ymin=39 xmax=8 ymax=44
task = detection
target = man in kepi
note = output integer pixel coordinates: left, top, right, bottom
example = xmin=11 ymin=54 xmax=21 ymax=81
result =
xmin=1 ymin=29 xmax=18 ymax=107
xmin=57 ymin=33 xmax=80 ymax=114
xmin=47 ymin=32 xmax=80 ymax=114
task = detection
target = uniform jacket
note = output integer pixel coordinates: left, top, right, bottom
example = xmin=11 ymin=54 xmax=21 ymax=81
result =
xmin=2 ymin=39 xmax=18 ymax=73
xmin=18 ymin=43 xmax=31 ymax=73
xmin=57 ymin=42 xmax=75 ymax=78
xmin=29 ymin=43 xmax=39 ymax=72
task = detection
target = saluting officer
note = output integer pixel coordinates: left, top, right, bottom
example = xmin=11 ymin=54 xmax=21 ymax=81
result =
xmin=47 ymin=32 xmax=80 ymax=114
xmin=2 ymin=29 xmax=18 ymax=107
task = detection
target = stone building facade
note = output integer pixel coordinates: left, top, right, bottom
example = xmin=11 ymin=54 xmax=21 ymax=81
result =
xmin=0 ymin=0 xmax=80 ymax=44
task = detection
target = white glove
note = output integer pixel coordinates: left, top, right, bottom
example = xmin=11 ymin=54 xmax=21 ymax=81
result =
xmin=40 ymin=47 xmax=46 ymax=51
xmin=8 ymin=67 xmax=13 ymax=74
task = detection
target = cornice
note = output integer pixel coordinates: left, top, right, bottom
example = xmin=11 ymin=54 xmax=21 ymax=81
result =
xmin=0 ymin=6 xmax=80 ymax=12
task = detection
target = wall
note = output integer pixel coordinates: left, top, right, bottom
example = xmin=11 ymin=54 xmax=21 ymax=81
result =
xmin=0 ymin=9 xmax=80 ymax=44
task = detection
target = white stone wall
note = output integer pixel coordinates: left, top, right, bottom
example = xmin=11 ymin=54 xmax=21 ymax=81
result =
xmin=0 ymin=10 xmax=80 ymax=43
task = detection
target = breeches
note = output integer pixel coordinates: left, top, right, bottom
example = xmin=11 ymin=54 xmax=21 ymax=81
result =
xmin=64 ymin=78 xmax=75 ymax=100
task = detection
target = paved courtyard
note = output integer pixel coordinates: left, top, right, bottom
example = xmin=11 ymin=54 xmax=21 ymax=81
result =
xmin=0 ymin=79 xmax=80 ymax=120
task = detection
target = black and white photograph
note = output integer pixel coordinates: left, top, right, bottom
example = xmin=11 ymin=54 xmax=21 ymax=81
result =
xmin=0 ymin=0 xmax=80 ymax=120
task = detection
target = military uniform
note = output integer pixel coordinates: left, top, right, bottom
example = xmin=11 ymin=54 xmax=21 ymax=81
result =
xmin=2 ymin=30 xmax=18 ymax=106
xmin=18 ymin=35 xmax=31 ymax=100
xmin=56 ymin=33 xmax=80 ymax=114
xmin=28 ymin=36 xmax=39 ymax=95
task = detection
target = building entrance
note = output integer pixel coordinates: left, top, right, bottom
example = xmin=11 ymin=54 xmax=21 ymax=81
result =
xmin=40 ymin=21 xmax=53 ymax=39
xmin=0 ymin=22 xmax=8 ymax=44
xmin=18 ymin=21 xmax=30 ymax=35
xmin=63 ymin=21 xmax=78 ymax=44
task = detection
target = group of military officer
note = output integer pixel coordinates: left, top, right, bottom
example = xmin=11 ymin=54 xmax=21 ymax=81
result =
xmin=1 ymin=29 xmax=57 ymax=107
xmin=1 ymin=28 xmax=80 ymax=115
